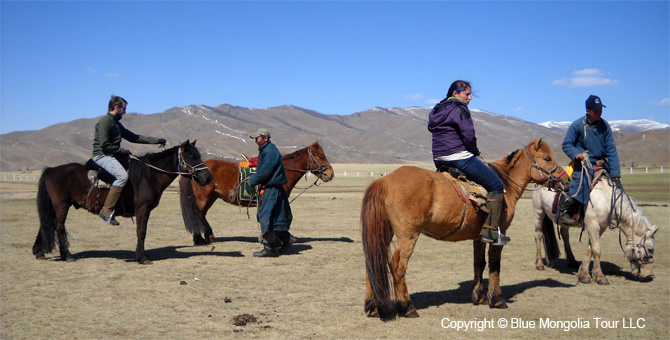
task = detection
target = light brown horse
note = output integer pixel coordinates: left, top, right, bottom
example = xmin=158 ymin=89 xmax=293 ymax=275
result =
xmin=179 ymin=141 xmax=334 ymax=245
xmin=361 ymin=137 xmax=570 ymax=319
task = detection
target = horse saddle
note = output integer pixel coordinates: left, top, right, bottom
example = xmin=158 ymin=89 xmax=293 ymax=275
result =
xmin=437 ymin=167 xmax=487 ymax=207
xmin=85 ymin=158 xmax=129 ymax=188
xmin=238 ymin=154 xmax=259 ymax=202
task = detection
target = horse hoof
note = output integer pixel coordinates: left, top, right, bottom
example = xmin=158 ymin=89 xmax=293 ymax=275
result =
xmin=596 ymin=278 xmax=609 ymax=285
xmin=193 ymin=235 xmax=210 ymax=246
xmin=536 ymin=265 xmax=545 ymax=271
xmin=35 ymin=253 xmax=46 ymax=260
xmin=579 ymin=276 xmax=591 ymax=284
xmin=471 ymin=293 xmax=486 ymax=305
xmin=65 ymin=255 xmax=76 ymax=263
xmin=489 ymin=296 xmax=508 ymax=309
xmin=402 ymin=307 xmax=420 ymax=318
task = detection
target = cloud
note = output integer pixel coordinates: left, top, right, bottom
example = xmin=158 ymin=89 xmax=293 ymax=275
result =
xmin=105 ymin=72 xmax=120 ymax=78
xmin=512 ymin=106 xmax=524 ymax=112
xmin=427 ymin=98 xmax=440 ymax=105
xmin=403 ymin=93 xmax=424 ymax=100
xmin=85 ymin=67 xmax=96 ymax=74
xmin=651 ymin=98 xmax=670 ymax=106
xmin=551 ymin=68 xmax=619 ymax=87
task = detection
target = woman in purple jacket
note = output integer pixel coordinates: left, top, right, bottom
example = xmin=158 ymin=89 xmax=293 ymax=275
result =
xmin=428 ymin=80 xmax=509 ymax=245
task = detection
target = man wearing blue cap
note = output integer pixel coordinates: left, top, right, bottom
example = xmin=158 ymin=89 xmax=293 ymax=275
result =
xmin=559 ymin=95 xmax=621 ymax=225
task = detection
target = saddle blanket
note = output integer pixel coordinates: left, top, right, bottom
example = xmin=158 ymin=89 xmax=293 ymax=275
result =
xmin=239 ymin=161 xmax=258 ymax=201
xmin=440 ymin=171 xmax=487 ymax=207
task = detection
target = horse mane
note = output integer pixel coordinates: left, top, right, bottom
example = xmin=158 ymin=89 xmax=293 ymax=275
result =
xmin=128 ymin=145 xmax=179 ymax=184
xmin=283 ymin=142 xmax=320 ymax=161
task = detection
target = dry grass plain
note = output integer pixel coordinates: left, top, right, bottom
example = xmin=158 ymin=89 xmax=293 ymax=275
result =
xmin=1 ymin=164 xmax=668 ymax=340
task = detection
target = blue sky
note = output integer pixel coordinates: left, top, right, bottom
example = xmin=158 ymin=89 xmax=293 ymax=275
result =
xmin=1 ymin=0 xmax=669 ymax=134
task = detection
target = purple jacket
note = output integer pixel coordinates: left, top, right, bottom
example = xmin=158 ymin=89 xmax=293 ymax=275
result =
xmin=428 ymin=98 xmax=480 ymax=157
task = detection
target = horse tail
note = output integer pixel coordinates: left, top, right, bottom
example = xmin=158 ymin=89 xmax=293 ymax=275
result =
xmin=361 ymin=179 xmax=395 ymax=319
xmin=179 ymin=176 xmax=206 ymax=235
xmin=541 ymin=214 xmax=560 ymax=263
xmin=33 ymin=169 xmax=57 ymax=255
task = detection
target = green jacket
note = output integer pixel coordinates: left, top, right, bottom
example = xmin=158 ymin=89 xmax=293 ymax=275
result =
xmin=92 ymin=113 xmax=161 ymax=157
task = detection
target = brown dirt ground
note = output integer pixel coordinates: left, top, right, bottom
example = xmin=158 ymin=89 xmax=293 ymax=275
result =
xmin=1 ymin=169 xmax=668 ymax=339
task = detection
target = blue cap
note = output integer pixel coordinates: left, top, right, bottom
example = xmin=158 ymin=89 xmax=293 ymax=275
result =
xmin=585 ymin=95 xmax=606 ymax=110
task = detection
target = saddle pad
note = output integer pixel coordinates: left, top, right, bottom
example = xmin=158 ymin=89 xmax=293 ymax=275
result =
xmin=239 ymin=163 xmax=258 ymax=201
xmin=440 ymin=172 xmax=487 ymax=206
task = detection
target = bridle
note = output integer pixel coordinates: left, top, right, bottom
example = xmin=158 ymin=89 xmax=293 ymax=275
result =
xmin=284 ymin=147 xmax=333 ymax=179
xmin=494 ymin=147 xmax=563 ymax=190
xmin=129 ymin=146 xmax=208 ymax=180
xmin=627 ymin=233 xmax=654 ymax=265
xmin=284 ymin=146 xmax=333 ymax=203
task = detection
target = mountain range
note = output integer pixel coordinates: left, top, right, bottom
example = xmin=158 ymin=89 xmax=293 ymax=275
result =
xmin=1 ymin=104 xmax=668 ymax=171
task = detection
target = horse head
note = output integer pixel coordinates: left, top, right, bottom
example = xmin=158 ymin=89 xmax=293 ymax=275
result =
xmin=524 ymin=137 xmax=571 ymax=189
xmin=308 ymin=141 xmax=334 ymax=182
xmin=625 ymin=222 xmax=657 ymax=281
xmin=178 ymin=140 xmax=212 ymax=186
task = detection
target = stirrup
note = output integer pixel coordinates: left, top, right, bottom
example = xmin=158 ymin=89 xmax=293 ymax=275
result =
xmin=99 ymin=210 xmax=120 ymax=226
xmin=493 ymin=227 xmax=511 ymax=246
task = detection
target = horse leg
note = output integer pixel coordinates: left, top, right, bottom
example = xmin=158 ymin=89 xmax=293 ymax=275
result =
xmin=534 ymin=214 xmax=546 ymax=271
xmin=561 ymin=226 xmax=579 ymax=268
xmin=193 ymin=197 xmax=216 ymax=245
xmin=487 ymin=244 xmax=508 ymax=309
xmin=589 ymin=231 xmax=609 ymax=285
xmin=390 ymin=234 xmax=420 ymax=318
xmin=54 ymin=204 xmax=75 ymax=262
xmin=577 ymin=245 xmax=593 ymax=283
xmin=364 ymin=275 xmax=379 ymax=318
xmin=134 ymin=206 xmax=152 ymax=265
xmin=472 ymin=240 xmax=487 ymax=305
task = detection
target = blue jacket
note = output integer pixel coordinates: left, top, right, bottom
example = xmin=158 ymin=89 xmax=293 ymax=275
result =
xmin=562 ymin=115 xmax=621 ymax=177
xmin=428 ymin=98 xmax=480 ymax=158
xmin=248 ymin=141 xmax=291 ymax=233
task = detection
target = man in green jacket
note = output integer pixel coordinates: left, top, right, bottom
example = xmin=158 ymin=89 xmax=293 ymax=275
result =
xmin=92 ymin=96 xmax=166 ymax=225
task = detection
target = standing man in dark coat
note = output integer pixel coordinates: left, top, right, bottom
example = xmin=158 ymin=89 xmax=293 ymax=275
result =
xmin=246 ymin=128 xmax=294 ymax=257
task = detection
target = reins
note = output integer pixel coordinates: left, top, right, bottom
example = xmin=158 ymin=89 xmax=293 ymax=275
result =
xmin=489 ymin=147 xmax=561 ymax=192
xmin=129 ymin=147 xmax=208 ymax=179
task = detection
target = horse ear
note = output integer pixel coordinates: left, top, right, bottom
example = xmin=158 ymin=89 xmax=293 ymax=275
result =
xmin=192 ymin=140 xmax=197 ymax=146
xmin=534 ymin=137 xmax=543 ymax=150
xmin=648 ymin=226 xmax=658 ymax=237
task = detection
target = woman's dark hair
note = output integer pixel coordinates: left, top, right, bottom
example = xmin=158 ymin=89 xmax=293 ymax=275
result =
xmin=108 ymin=95 xmax=127 ymax=112
xmin=447 ymin=80 xmax=471 ymax=98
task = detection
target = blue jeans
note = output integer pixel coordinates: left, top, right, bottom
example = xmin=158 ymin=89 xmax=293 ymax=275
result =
xmin=435 ymin=156 xmax=504 ymax=194
xmin=92 ymin=154 xmax=128 ymax=187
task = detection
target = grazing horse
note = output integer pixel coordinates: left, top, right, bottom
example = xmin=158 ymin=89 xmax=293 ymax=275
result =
xmin=179 ymin=141 xmax=334 ymax=245
xmin=361 ymin=138 xmax=570 ymax=319
xmin=533 ymin=177 xmax=657 ymax=284
xmin=32 ymin=140 xmax=212 ymax=264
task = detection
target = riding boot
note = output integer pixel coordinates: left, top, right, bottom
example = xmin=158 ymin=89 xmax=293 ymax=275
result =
xmin=254 ymin=232 xmax=279 ymax=257
xmin=480 ymin=192 xmax=510 ymax=245
xmin=99 ymin=185 xmax=122 ymax=226
xmin=559 ymin=197 xmax=580 ymax=225
xmin=278 ymin=231 xmax=297 ymax=254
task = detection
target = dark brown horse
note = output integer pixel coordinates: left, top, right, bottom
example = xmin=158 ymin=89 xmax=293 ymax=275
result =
xmin=179 ymin=141 xmax=334 ymax=245
xmin=32 ymin=140 xmax=212 ymax=264
xmin=361 ymin=138 xmax=571 ymax=319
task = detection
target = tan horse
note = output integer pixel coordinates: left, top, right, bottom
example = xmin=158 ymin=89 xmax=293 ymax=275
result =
xmin=179 ymin=141 xmax=334 ymax=245
xmin=361 ymin=138 xmax=570 ymax=319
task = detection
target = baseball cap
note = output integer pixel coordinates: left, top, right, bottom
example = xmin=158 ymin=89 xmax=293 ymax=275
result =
xmin=585 ymin=95 xmax=606 ymax=110
xmin=249 ymin=128 xmax=271 ymax=138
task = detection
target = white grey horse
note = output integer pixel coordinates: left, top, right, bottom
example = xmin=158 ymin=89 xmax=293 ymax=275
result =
xmin=532 ymin=175 xmax=657 ymax=284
